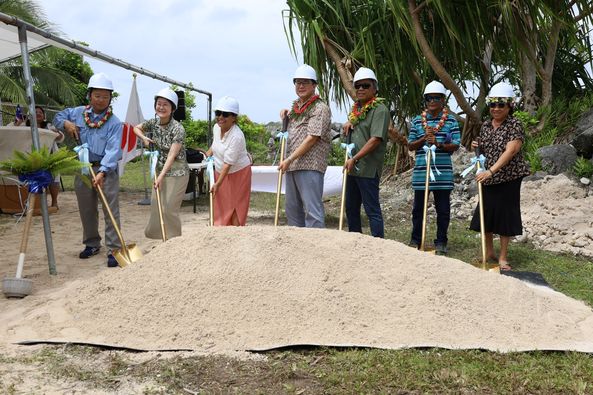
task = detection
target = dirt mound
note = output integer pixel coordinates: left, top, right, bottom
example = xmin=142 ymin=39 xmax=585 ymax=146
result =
xmin=2 ymin=226 xmax=592 ymax=354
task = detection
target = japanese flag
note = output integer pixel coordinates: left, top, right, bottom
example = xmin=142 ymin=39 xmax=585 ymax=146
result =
xmin=118 ymin=77 xmax=145 ymax=175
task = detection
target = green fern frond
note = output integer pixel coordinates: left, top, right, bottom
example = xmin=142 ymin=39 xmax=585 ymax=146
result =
xmin=0 ymin=147 xmax=88 ymax=176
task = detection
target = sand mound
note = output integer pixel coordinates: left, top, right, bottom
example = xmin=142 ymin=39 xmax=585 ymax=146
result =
xmin=2 ymin=226 xmax=593 ymax=354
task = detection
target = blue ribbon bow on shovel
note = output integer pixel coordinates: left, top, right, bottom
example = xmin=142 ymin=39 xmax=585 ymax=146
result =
xmin=341 ymin=142 xmax=359 ymax=171
xmin=205 ymin=156 xmax=215 ymax=185
xmin=461 ymin=154 xmax=486 ymax=178
xmin=144 ymin=150 xmax=160 ymax=180
xmin=276 ymin=131 xmax=288 ymax=141
xmin=74 ymin=143 xmax=90 ymax=175
xmin=422 ymin=144 xmax=441 ymax=181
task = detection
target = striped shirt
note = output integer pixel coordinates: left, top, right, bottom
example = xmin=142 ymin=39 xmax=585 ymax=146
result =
xmin=409 ymin=112 xmax=460 ymax=191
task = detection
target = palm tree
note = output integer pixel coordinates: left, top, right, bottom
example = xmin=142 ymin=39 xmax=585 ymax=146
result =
xmin=0 ymin=0 xmax=91 ymax=110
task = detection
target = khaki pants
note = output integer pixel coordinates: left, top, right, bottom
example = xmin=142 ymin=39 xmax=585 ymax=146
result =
xmin=74 ymin=167 xmax=121 ymax=251
xmin=145 ymin=174 xmax=189 ymax=239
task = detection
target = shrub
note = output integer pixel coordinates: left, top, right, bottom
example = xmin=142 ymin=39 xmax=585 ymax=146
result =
xmin=573 ymin=156 xmax=593 ymax=179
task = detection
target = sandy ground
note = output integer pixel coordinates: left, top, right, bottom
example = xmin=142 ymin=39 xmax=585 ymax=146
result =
xmin=1 ymin=190 xmax=593 ymax=393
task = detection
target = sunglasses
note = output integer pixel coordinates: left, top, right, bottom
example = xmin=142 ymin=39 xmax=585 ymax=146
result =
xmin=354 ymin=82 xmax=372 ymax=90
xmin=215 ymin=110 xmax=234 ymax=118
xmin=488 ymin=102 xmax=508 ymax=109
xmin=424 ymin=95 xmax=443 ymax=102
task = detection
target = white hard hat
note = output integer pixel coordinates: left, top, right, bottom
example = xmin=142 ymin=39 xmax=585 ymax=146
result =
xmin=215 ymin=96 xmax=239 ymax=115
xmin=87 ymin=73 xmax=114 ymax=91
xmin=293 ymin=64 xmax=317 ymax=82
xmin=488 ymin=82 xmax=515 ymax=99
xmin=353 ymin=67 xmax=378 ymax=83
xmin=423 ymin=81 xmax=446 ymax=95
xmin=154 ymin=88 xmax=178 ymax=109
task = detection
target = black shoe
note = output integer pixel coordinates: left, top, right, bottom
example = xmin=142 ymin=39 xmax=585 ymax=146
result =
xmin=435 ymin=244 xmax=448 ymax=256
xmin=79 ymin=246 xmax=100 ymax=259
xmin=408 ymin=241 xmax=420 ymax=249
xmin=107 ymin=254 xmax=119 ymax=268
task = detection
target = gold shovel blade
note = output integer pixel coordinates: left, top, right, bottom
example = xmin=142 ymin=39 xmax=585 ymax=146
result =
xmin=471 ymin=260 xmax=501 ymax=273
xmin=112 ymin=243 xmax=143 ymax=267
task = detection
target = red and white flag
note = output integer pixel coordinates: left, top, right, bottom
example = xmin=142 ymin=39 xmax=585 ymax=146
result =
xmin=118 ymin=77 xmax=145 ymax=175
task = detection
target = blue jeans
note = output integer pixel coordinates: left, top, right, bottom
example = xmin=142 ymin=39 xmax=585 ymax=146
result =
xmin=345 ymin=175 xmax=384 ymax=238
xmin=411 ymin=189 xmax=451 ymax=246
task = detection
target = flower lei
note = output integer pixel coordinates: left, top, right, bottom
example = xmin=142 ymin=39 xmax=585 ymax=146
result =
xmin=84 ymin=105 xmax=113 ymax=129
xmin=289 ymin=95 xmax=320 ymax=120
xmin=421 ymin=107 xmax=448 ymax=133
xmin=348 ymin=97 xmax=385 ymax=126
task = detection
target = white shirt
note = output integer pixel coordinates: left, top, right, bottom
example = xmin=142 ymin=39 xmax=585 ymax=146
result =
xmin=211 ymin=123 xmax=251 ymax=173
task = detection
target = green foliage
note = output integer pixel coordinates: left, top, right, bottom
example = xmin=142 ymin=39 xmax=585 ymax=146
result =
xmin=573 ymin=156 xmax=593 ymax=179
xmin=182 ymin=119 xmax=209 ymax=148
xmin=518 ymin=93 xmax=593 ymax=173
xmin=0 ymin=146 xmax=88 ymax=176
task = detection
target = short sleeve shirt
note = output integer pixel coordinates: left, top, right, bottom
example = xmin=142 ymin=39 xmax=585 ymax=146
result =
xmin=479 ymin=116 xmax=530 ymax=185
xmin=286 ymin=100 xmax=332 ymax=173
xmin=408 ymin=112 xmax=461 ymax=191
xmin=350 ymin=102 xmax=390 ymax=178
xmin=144 ymin=118 xmax=189 ymax=177
xmin=211 ymin=123 xmax=251 ymax=173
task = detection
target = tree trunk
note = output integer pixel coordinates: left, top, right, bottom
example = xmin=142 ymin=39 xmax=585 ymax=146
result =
xmin=521 ymin=53 xmax=538 ymax=116
xmin=321 ymin=37 xmax=357 ymax=100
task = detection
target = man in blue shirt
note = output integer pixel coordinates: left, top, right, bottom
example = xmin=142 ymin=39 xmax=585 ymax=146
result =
xmin=54 ymin=73 xmax=123 ymax=267
xmin=408 ymin=81 xmax=460 ymax=255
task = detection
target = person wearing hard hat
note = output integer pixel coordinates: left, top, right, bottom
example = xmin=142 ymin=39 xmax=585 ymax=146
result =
xmin=54 ymin=72 xmax=123 ymax=267
xmin=470 ymin=82 xmax=530 ymax=271
xmin=133 ymin=88 xmax=189 ymax=239
xmin=342 ymin=67 xmax=390 ymax=238
xmin=407 ymin=81 xmax=460 ymax=255
xmin=278 ymin=64 xmax=332 ymax=228
xmin=206 ymin=96 xmax=252 ymax=226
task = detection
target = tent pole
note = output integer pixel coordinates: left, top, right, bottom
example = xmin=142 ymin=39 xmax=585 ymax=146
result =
xmin=18 ymin=23 xmax=57 ymax=275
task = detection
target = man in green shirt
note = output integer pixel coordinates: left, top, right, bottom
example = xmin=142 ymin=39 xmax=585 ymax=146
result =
xmin=343 ymin=67 xmax=390 ymax=237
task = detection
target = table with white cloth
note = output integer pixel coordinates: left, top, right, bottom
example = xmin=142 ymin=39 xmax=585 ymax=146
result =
xmin=187 ymin=163 xmax=344 ymax=213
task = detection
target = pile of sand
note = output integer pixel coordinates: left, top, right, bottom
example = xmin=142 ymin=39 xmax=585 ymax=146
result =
xmin=2 ymin=226 xmax=592 ymax=354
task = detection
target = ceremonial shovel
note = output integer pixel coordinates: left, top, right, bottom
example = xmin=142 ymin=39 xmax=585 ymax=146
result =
xmin=420 ymin=143 xmax=435 ymax=253
xmin=274 ymin=116 xmax=289 ymax=226
xmin=88 ymin=166 xmax=143 ymax=266
xmin=472 ymin=147 xmax=499 ymax=272
xmin=154 ymin=171 xmax=167 ymax=241
xmin=338 ymin=132 xmax=352 ymax=230
xmin=2 ymin=193 xmax=36 ymax=298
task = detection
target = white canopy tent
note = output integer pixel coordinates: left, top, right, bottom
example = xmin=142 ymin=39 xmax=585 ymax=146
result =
xmin=0 ymin=12 xmax=213 ymax=274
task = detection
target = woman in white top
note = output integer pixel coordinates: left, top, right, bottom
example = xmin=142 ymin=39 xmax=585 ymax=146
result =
xmin=206 ymin=96 xmax=252 ymax=226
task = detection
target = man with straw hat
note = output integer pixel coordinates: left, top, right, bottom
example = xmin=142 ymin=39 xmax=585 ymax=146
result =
xmin=54 ymin=73 xmax=123 ymax=267
xmin=407 ymin=81 xmax=460 ymax=255
xmin=278 ymin=64 xmax=331 ymax=228
xmin=342 ymin=67 xmax=389 ymax=238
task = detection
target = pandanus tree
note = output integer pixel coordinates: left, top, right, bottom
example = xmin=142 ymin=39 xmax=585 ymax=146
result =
xmin=285 ymin=0 xmax=593 ymax=145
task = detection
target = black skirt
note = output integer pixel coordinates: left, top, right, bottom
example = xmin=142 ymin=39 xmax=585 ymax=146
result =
xmin=469 ymin=177 xmax=524 ymax=236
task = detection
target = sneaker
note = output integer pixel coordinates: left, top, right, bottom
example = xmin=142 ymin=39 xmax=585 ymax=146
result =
xmin=79 ymin=246 xmax=100 ymax=259
xmin=435 ymin=244 xmax=448 ymax=256
xmin=107 ymin=254 xmax=119 ymax=268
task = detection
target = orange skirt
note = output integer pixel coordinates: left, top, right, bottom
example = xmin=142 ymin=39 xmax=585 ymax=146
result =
xmin=213 ymin=165 xmax=252 ymax=226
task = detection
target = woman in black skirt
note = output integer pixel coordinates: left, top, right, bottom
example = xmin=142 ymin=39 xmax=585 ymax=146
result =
xmin=470 ymin=82 xmax=530 ymax=271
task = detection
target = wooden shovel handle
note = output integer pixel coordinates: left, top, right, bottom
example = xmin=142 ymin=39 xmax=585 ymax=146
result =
xmin=19 ymin=193 xmax=37 ymax=254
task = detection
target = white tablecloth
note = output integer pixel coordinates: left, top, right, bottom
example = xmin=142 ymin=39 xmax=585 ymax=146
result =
xmin=188 ymin=163 xmax=343 ymax=197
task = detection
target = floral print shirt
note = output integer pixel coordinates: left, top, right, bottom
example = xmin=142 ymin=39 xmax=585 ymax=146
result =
xmin=144 ymin=118 xmax=189 ymax=177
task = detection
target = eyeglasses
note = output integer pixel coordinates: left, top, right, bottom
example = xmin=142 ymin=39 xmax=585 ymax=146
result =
xmin=215 ymin=110 xmax=234 ymax=118
xmin=424 ymin=95 xmax=443 ymax=102
xmin=488 ymin=102 xmax=507 ymax=109
xmin=294 ymin=80 xmax=313 ymax=86
xmin=354 ymin=83 xmax=372 ymax=90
